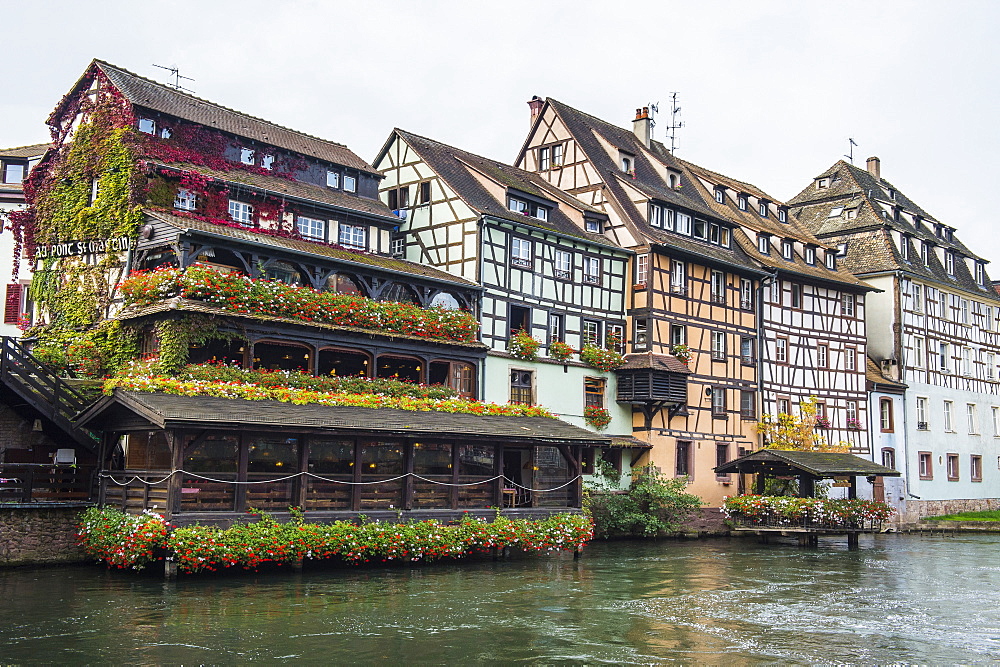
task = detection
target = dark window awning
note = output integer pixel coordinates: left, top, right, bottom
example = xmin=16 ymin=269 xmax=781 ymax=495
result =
xmin=714 ymin=449 xmax=901 ymax=478
xmin=77 ymin=391 xmax=611 ymax=447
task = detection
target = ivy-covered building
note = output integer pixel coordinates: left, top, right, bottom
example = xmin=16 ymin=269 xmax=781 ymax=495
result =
xmin=7 ymin=60 xmax=606 ymax=520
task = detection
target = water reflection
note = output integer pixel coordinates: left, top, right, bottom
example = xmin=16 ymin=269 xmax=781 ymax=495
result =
xmin=2 ymin=535 xmax=1000 ymax=663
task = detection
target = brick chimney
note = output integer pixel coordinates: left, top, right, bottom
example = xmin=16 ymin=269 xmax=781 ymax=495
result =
xmin=866 ymin=156 xmax=881 ymax=180
xmin=633 ymin=107 xmax=651 ymax=148
xmin=527 ymin=96 xmax=544 ymax=127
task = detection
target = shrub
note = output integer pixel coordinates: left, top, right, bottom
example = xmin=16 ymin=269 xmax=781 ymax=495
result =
xmin=585 ymin=463 xmax=703 ymax=538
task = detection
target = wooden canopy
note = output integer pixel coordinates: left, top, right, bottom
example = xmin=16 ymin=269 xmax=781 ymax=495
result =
xmin=714 ymin=449 xmax=900 ymax=478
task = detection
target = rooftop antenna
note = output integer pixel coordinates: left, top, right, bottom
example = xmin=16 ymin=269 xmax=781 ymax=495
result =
xmin=844 ymin=137 xmax=858 ymax=164
xmin=152 ymin=64 xmax=195 ymax=93
xmin=647 ymin=102 xmax=659 ymax=139
xmin=665 ymin=92 xmax=684 ymax=154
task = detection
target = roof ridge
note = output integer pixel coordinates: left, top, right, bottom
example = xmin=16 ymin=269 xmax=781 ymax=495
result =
xmin=0 ymin=142 xmax=50 ymax=153
xmin=94 ymin=60 xmax=351 ymax=150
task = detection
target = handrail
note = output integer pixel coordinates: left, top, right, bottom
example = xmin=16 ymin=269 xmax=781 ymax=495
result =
xmin=0 ymin=336 xmax=99 ymax=450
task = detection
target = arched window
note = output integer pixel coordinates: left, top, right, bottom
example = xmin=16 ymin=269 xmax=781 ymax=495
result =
xmin=252 ymin=341 xmax=312 ymax=372
xmin=381 ymin=282 xmax=419 ymax=305
xmin=430 ymin=291 xmax=461 ymax=310
xmin=264 ymin=261 xmax=302 ymax=286
xmin=318 ymin=347 xmax=371 ymax=377
xmin=376 ymin=355 xmax=422 ymax=383
xmin=325 ymin=273 xmax=364 ymax=296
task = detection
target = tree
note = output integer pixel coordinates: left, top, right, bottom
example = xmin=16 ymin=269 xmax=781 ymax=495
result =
xmin=754 ymin=396 xmax=850 ymax=452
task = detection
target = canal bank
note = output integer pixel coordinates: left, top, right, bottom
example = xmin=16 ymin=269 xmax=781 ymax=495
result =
xmin=2 ymin=534 xmax=999 ymax=663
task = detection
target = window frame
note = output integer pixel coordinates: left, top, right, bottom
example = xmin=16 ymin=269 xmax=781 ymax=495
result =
xmin=710 ymin=330 xmax=726 ymax=361
xmin=918 ymin=451 xmax=933 ymax=480
xmin=972 ymin=454 xmax=983 ymax=482
xmin=740 ymin=278 xmax=754 ymax=310
xmin=775 ymin=336 xmax=788 ymax=364
xmin=510 ymin=237 xmax=534 ymax=269
xmin=947 ymin=453 xmax=960 ymax=481
xmin=338 ymin=223 xmax=367 ymax=250
xmin=509 ymin=369 xmax=534 ymax=405
xmin=228 ymin=199 xmax=254 ymax=226
xmin=582 ymin=256 xmax=602 ymax=285
xmin=554 ymin=249 xmax=572 ymax=281
xmin=326 ymin=170 xmax=340 ymax=189
xmin=711 ymin=386 xmax=727 ymax=418
xmin=880 ymin=397 xmax=894 ymax=432
xmin=296 ymin=215 xmax=326 ymax=242
xmin=343 ymin=174 xmax=357 ymax=193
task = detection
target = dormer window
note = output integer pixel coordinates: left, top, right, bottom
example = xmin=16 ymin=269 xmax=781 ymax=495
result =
xmin=675 ymin=212 xmax=692 ymax=235
xmin=228 ymin=200 xmax=253 ymax=226
xmin=649 ymin=203 xmax=664 ymax=227
xmin=781 ymin=240 xmax=794 ymax=260
xmin=159 ymin=126 xmax=172 ymax=139
xmin=805 ymin=246 xmax=816 ymax=265
xmin=714 ymin=188 xmax=725 ymax=204
xmin=845 ymin=208 xmax=858 ymax=220
xmin=893 ymin=207 xmax=900 ymax=222
xmin=900 ymin=234 xmax=911 ymax=261
xmin=825 ymin=251 xmax=836 ymax=270
xmin=585 ymin=218 xmax=603 ymax=233
xmin=828 ymin=207 xmax=844 ymax=218
xmin=759 ymin=201 xmax=769 ymax=217
xmin=535 ymin=207 xmax=548 ymax=222
xmin=757 ymin=233 xmax=770 ymax=255
xmin=2 ymin=161 xmax=26 ymax=184
xmin=621 ymin=156 xmax=633 ymax=173
xmin=976 ymin=262 xmax=986 ymax=285
xmin=344 ymin=175 xmax=357 ymax=192
xmin=737 ymin=194 xmax=747 ymax=211
xmin=668 ymin=174 xmax=678 ymax=188
xmin=719 ymin=227 xmax=731 ymax=248
xmin=240 ymin=148 xmax=255 ymax=165
xmin=261 ymin=154 xmax=275 ymax=170
xmin=778 ymin=208 xmax=787 ymax=223
xmin=888 ymin=189 xmax=896 ymax=200
xmin=817 ymin=178 xmax=829 ymax=189
xmin=509 ymin=198 xmax=528 ymax=214
xmin=693 ymin=218 xmax=708 ymax=240
xmin=174 ymin=188 xmax=197 ymax=211
xmin=912 ymin=215 xmax=922 ymax=230
xmin=138 ymin=118 xmax=156 ymax=135
xmin=326 ymin=170 xmax=340 ymax=188
xmin=921 ymin=241 xmax=930 ymax=266
xmin=946 ymin=251 xmax=956 ymax=276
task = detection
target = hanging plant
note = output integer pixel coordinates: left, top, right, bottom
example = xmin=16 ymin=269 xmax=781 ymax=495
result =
xmin=508 ymin=329 xmax=539 ymax=360
xmin=584 ymin=405 xmax=612 ymax=430
xmin=548 ymin=340 xmax=574 ymax=362
xmin=579 ymin=344 xmax=625 ymax=371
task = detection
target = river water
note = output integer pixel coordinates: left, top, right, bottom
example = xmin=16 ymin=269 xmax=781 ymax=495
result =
xmin=2 ymin=533 xmax=999 ymax=664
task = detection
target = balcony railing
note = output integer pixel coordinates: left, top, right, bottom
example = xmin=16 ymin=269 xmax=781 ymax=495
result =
xmin=917 ymin=421 xmax=929 ymax=430
xmin=0 ymin=464 xmax=94 ymax=504
xmin=728 ymin=510 xmax=885 ymax=532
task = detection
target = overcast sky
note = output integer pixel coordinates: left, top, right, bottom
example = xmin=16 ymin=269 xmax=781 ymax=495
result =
xmin=5 ymin=1 xmax=999 ymax=264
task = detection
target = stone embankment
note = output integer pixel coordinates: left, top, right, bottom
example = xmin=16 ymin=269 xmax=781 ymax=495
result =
xmin=0 ymin=506 xmax=88 ymax=566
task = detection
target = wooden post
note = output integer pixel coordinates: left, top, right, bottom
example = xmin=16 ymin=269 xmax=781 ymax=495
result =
xmin=351 ymin=440 xmax=362 ymax=512
xmin=164 ymin=559 xmax=178 ymax=579
xmin=296 ymin=435 xmax=309 ymax=510
xmin=450 ymin=442 xmax=460 ymax=510
xmin=755 ymin=473 xmax=766 ymax=495
xmin=848 ymin=476 xmax=857 ymax=499
xmin=847 ymin=532 xmax=859 ymax=549
xmin=403 ymin=441 xmax=415 ymax=511
xmin=168 ymin=431 xmax=183 ymax=519
xmin=495 ymin=443 xmax=505 ymax=509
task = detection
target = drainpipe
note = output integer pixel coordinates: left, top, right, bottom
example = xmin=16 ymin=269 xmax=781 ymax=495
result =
xmin=756 ymin=269 xmax=780 ymax=446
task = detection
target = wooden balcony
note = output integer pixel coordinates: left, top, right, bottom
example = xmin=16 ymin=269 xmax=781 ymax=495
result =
xmin=0 ymin=464 xmax=95 ymax=505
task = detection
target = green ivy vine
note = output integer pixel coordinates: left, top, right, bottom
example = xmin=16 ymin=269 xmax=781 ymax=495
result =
xmin=154 ymin=315 xmax=243 ymax=376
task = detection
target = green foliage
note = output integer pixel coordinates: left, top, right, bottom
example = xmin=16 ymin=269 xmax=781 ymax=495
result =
xmin=77 ymin=507 xmax=594 ymax=574
xmin=29 ymin=319 xmax=140 ymax=378
xmin=585 ymin=462 xmax=704 ymax=538
xmin=153 ymin=315 xmax=239 ymax=376
xmin=924 ymin=511 xmax=1000 ymax=522
xmin=547 ymin=340 xmax=574 ymax=361
xmin=755 ymin=396 xmax=850 ymax=452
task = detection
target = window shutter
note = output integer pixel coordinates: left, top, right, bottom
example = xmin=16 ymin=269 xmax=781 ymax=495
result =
xmin=4 ymin=284 xmax=21 ymax=324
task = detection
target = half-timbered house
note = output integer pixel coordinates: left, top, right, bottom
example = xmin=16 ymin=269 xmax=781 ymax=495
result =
xmin=790 ymin=156 xmax=1000 ymax=512
xmin=374 ymin=129 xmax=639 ymax=486
xmin=515 ymin=99 xmax=765 ymax=505
xmin=9 ymin=60 xmax=607 ymax=520
xmin=681 ymin=161 xmax=874 ymax=453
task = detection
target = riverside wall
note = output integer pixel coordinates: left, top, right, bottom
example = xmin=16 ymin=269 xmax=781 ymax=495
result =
xmin=896 ymin=498 xmax=1000 ymax=529
xmin=0 ymin=506 xmax=88 ymax=567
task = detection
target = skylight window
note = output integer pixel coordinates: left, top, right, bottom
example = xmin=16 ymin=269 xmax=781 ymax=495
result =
xmin=828 ymin=207 xmax=844 ymax=218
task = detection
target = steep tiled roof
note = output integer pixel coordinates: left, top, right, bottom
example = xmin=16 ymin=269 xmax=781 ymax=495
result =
xmin=144 ymin=209 xmax=477 ymax=286
xmin=82 ymin=391 xmax=610 ymax=444
xmin=0 ymin=143 xmax=49 ymax=159
xmin=715 ymin=449 xmax=900 ymax=476
xmin=392 ymin=129 xmax=621 ymax=249
xmin=83 ymin=61 xmax=376 ymax=174
xmin=681 ymin=160 xmax=869 ymax=289
xmin=151 ymin=161 xmax=396 ymax=221
xmin=789 ymin=159 xmax=995 ymax=297
xmin=542 ymin=99 xmax=761 ymax=274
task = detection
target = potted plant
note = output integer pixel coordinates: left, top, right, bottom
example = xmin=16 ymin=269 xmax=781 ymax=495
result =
xmin=846 ymin=417 xmax=863 ymax=430
xmin=508 ymin=329 xmax=539 ymax=360
xmin=815 ymin=415 xmax=831 ymax=429
xmin=584 ymin=406 xmax=612 ymax=430
xmin=671 ymin=343 xmax=692 ymax=366
xmin=548 ymin=340 xmax=574 ymax=362
xmin=580 ymin=344 xmax=625 ymax=371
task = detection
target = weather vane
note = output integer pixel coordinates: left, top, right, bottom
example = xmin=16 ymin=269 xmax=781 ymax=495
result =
xmin=152 ymin=64 xmax=195 ymax=93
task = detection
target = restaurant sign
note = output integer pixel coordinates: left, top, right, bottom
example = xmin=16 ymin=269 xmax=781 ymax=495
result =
xmin=35 ymin=236 xmax=134 ymax=259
